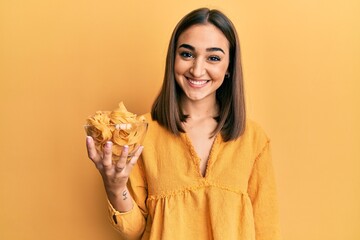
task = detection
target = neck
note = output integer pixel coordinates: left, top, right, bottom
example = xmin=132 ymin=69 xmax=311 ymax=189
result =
xmin=181 ymin=97 xmax=218 ymax=120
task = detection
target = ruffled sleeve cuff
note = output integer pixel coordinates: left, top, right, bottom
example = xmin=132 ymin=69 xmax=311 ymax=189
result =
xmin=107 ymin=198 xmax=146 ymax=240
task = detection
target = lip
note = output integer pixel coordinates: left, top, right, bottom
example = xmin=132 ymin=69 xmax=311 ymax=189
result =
xmin=185 ymin=77 xmax=209 ymax=88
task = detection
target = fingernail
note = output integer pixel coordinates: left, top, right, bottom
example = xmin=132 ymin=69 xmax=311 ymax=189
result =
xmin=86 ymin=136 xmax=92 ymax=143
xmin=124 ymin=145 xmax=128 ymax=149
xmin=106 ymin=141 xmax=112 ymax=147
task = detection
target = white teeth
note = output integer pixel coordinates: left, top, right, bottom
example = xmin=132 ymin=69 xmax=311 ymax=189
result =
xmin=188 ymin=79 xmax=207 ymax=85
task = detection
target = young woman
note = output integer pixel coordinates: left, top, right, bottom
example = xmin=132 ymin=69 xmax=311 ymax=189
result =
xmin=86 ymin=8 xmax=281 ymax=240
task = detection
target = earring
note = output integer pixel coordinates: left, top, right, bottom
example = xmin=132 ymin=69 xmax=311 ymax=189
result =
xmin=225 ymin=73 xmax=230 ymax=78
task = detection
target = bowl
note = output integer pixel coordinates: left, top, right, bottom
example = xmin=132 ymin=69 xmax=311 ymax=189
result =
xmin=84 ymin=122 xmax=148 ymax=163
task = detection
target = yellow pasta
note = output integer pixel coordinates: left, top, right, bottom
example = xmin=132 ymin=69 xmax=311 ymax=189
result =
xmin=85 ymin=102 xmax=147 ymax=163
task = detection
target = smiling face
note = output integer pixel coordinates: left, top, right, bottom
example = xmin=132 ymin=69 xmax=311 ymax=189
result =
xmin=174 ymin=23 xmax=230 ymax=103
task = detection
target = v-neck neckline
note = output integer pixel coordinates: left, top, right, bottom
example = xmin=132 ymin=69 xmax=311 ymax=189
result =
xmin=181 ymin=133 xmax=221 ymax=178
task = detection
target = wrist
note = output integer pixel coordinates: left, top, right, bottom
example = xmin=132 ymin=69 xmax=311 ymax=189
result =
xmin=105 ymin=185 xmax=128 ymax=198
xmin=106 ymin=187 xmax=134 ymax=213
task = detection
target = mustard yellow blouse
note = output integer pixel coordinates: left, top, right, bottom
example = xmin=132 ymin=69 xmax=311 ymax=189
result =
xmin=107 ymin=113 xmax=281 ymax=240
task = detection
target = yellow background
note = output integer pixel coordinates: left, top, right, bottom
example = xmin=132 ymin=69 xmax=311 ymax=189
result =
xmin=0 ymin=0 xmax=359 ymax=239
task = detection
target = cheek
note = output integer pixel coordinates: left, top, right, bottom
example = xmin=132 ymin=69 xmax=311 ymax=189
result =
xmin=174 ymin=57 xmax=183 ymax=84
xmin=174 ymin=59 xmax=180 ymax=74
xmin=174 ymin=55 xmax=194 ymax=75
xmin=174 ymin=57 xmax=185 ymax=75
xmin=220 ymin=61 xmax=230 ymax=77
xmin=211 ymin=65 xmax=229 ymax=79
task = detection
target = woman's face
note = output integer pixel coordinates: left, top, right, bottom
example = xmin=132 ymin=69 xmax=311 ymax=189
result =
xmin=174 ymin=23 xmax=230 ymax=103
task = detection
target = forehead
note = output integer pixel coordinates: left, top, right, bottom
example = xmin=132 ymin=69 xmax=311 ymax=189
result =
xmin=177 ymin=24 xmax=229 ymax=51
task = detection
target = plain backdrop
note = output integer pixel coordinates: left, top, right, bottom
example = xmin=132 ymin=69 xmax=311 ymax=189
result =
xmin=0 ymin=0 xmax=359 ymax=239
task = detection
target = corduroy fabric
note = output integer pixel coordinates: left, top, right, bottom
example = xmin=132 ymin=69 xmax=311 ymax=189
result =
xmin=107 ymin=113 xmax=281 ymax=240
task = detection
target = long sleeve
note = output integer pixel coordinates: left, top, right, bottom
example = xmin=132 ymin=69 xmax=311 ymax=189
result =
xmin=247 ymin=140 xmax=281 ymax=240
xmin=107 ymin=157 xmax=148 ymax=240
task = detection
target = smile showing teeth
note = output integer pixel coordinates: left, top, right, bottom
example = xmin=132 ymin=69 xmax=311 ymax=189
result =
xmin=188 ymin=78 xmax=208 ymax=86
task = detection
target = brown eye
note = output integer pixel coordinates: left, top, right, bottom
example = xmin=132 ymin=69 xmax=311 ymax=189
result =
xmin=180 ymin=51 xmax=194 ymax=59
xmin=208 ymin=56 xmax=221 ymax=61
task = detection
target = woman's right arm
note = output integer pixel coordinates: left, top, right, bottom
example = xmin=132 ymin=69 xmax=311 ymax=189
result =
xmin=86 ymin=136 xmax=147 ymax=239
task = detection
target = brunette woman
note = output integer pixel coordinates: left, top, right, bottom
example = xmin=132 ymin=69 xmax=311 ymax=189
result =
xmin=86 ymin=7 xmax=281 ymax=240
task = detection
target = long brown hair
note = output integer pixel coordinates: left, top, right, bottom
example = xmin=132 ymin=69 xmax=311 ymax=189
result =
xmin=151 ymin=8 xmax=246 ymax=142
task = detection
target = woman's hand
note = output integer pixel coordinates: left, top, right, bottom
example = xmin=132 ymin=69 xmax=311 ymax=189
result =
xmin=86 ymin=136 xmax=144 ymax=211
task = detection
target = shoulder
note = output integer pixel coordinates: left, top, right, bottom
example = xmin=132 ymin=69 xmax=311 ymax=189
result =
xmin=231 ymin=118 xmax=270 ymax=155
xmin=243 ymin=119 xmax=270 ymax=142
xmin=140 ymin=112 xmax=178 ymax=143
xmin=141 ymin=113 xmax=167 ymax=133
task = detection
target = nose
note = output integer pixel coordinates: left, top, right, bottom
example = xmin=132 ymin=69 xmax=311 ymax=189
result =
xmin=189 ymin=58 xmax=205 ymax=77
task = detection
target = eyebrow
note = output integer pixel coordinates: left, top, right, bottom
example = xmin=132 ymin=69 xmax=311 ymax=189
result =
xmin=178 ymin=44 xmax=225 ymax=54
